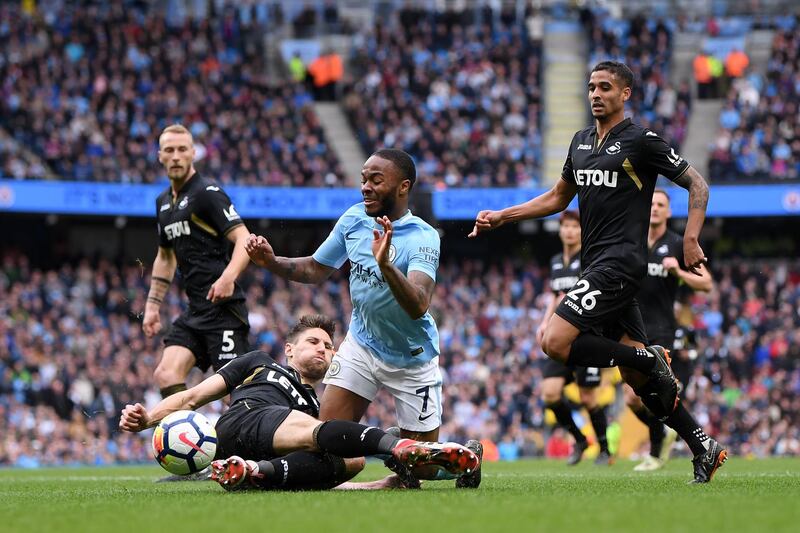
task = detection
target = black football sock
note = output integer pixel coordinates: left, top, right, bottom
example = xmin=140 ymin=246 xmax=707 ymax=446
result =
xmin=663 ymin=402 xmax=710 ymax=456
xmin=545 ymin=399 xmax=586 ymax=444
xmin=314 ymin=420 xmax=400 ymax=457
xmin=159 ymin=383 xmax=187 ymax=398
xmin=566 ymin=334 xmax=656 ymax=373
xmin=253 ymin=452 xmax=347 ymax=491
xmin=588 ymin=406 xmax=609 ymax=453
xmin=631 ymin=405 xmax=665 ymax=458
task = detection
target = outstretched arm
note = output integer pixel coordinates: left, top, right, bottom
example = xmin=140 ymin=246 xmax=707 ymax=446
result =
xmin=673 ymin=166 xmax=710 ymax=275
xmin=469 ymin=178 xmax=577 ymax=237
xmin=245 ymin=234 xmax=336 ymax=284
xmin=119 ymin=374 xmax=228 ymax=432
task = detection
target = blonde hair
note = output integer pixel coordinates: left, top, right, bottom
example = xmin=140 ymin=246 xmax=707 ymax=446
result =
xmin=159 ymin=124 xmax=193 ymax=145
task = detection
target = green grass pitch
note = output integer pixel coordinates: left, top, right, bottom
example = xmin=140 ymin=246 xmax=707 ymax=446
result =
xmin=1 ymin=458 xmax=797 ymax=533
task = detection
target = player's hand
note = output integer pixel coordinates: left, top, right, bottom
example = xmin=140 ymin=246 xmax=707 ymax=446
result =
xmin=207 ymin=276 xmax=234 ymax=303
xmin=119 ymin=403 xmax=150 ymax=433
xmin=468 ymin=210 xmax=504 ymax=237
xmin=372 ymin=216 xmax=393 ymax=266
xmin=662 ymin=256 xmax=680 ymax=275
xmin=683 ymin=239 xmax=707 ymax=276
xmin=245 ymin=233 xmax=276 ymax=268
xmin=142 ymin=307 xmax=162 ymax=337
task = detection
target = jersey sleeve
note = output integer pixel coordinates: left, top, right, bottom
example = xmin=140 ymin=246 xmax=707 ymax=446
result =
xmin=560 ymin=134 xmax=578 ymax=184
xmin=195 ymin=185 xmax=244 ymax=236
xmin=156 ymin=197 xmax=172 ymax=249
xmin=216 ymin=351 xmax=271 ymax=391
xmin=407 ymin=227 xmax=440 ymax=282
xmin=312 ymin=213 xmax=350 ymax=268
xmin=640 ymin=130 xmax=690 ymax=182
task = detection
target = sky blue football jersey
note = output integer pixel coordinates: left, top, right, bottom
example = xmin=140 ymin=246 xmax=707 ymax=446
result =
xmin=313 ymin=203 xmax=440 ymax=368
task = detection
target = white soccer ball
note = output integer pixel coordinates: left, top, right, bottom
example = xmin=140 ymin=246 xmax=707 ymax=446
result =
xmin=152 ymin=410 xmax=217 ymax=475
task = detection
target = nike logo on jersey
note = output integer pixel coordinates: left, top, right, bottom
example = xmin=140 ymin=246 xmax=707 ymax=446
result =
xmin=573 ymin=169 xmax=618 ymax=188
xmin=418 ymin=412 xmax=436 ymax=422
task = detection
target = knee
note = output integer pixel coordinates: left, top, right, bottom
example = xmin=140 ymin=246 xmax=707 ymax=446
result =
xmin=541 ymin=381 xmax=562 ymax=404
xmin=542 ymin=333 xmax=570 ymax=363
xmin=153 ymin=364 xmax=181 ymax=388
xmin=579 ymin=390 xmax=597 ymax=409
xmin=344 ymin=456 xmax=365 ymax=476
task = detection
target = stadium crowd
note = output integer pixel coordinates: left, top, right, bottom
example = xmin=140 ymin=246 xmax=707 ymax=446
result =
xmin=1 ymin=250 xmax=798 ymax=467
xmin=582 ymin=8 xmax=691 ymax=150
xmin=0 ymin=1 xmax=345 ymax=187
xmin=342 ymin=4 xmax=544 ymax=188
xmin=708 ymin=17 xmax=800 ymax=182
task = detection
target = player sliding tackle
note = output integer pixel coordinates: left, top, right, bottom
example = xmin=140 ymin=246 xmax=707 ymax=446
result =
xmin=470 ymin=61 xmax=727 ymax=483
xmin=120 ymin=315 xmax=479 ymax=491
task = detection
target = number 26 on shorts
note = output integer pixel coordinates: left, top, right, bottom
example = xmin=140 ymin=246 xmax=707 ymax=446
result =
xmin=566 ymin=280 xmax=602 ymax=311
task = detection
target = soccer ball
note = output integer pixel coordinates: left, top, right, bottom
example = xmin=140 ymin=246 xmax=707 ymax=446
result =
xmin=152 ymin=410 xmax=217 ymax=475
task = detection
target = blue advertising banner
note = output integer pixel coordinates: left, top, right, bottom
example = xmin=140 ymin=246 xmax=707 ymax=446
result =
xmin=1 ymin=180 xmax=799 ymax=219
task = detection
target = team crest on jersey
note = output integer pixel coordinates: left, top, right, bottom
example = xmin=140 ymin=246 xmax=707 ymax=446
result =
xmin=570 ymin=260 xmax=580 ymax=269
xmin=606 ymin=141 xmax=622 ymax=154
xmin=178 ymin=196 xmax=189 ymax=209
xmin=388 ymin=244 xmax=397 ymax=263
xmin=327 ymin=360 xmax=341 ymax=377
xmin=657 ymin=244 xmax=669 ymax=255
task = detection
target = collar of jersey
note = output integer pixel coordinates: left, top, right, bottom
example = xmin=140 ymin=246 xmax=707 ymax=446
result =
xmin=592 ymin=118 xmax=632 ymax=146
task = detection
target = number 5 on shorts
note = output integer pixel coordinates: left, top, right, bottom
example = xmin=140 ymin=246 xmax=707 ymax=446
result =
xmin=566 ymin=280 xmax=602 ymax=311
xmin=221 ymin=330 xmax=235 ymax=352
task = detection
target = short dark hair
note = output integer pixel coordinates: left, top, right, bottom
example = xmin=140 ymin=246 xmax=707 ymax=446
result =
xmin=653 ymin=188 xmax=671 ymax=203
xmin=591 ymin=61 xmax=635 ymax=89
xmin=286 ymin=315 xmax=336 ymax=344
xmin=560 ymin=209 xmax=580 ymax=223
xmin=373 ymin=148 xmax=417 ymax=189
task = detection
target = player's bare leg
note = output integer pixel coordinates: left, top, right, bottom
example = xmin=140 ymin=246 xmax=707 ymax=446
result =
xmin=319 ymin=384 xmax=371 ymax=422
xmin=153 ymin=345 xmax=195 ymax=397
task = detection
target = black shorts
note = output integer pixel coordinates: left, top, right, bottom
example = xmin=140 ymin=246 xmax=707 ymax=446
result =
xmin=554 ymin=269 xmax=647 ymax=344
xmin=542 ymin=358 xmax=602 ymax=387
xmin=164 ymin=312 xmax=250 ymax=372
xmin=214 ymin=401 xmax=293 ymax=460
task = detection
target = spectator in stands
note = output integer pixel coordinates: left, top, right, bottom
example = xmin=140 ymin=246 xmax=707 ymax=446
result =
xmin=308 ymin=49 xmax=344 ymax=101
xmin=694 ymin=52 xmax=714 ymax=99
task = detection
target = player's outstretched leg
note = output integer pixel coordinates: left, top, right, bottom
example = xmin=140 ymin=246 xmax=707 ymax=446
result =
xmin=211 ymin=456 xmax=256 ymax=491
xmin=391 ymin=440 xmax=479 ymax=478
xmin=212 ymin=452 xmax=353 ymax=491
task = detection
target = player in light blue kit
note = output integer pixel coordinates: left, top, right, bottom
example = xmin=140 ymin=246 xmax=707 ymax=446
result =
xmin=245 ymin=149 xmax=481 ymax=488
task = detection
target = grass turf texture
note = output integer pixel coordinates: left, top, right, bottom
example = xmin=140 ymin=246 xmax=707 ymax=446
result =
xmin=1 ymin=458 xmax=797 ymax=533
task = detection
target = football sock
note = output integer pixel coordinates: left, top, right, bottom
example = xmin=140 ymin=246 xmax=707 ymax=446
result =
xmin=159 ymin=383 xmax=187 ymax=398
xmin=314 ymin=420 xmax=400 ymax=457
xmin=253 ymin=452 xmax=347 ymax=491
xmin=545 ymin=399 xmax=587 ymax=444
xmin=631 ymin=405 xmax=665 ymax=458
xmin=664 ymin=402 xmax=710 ymax=456
xmin=588 ymin=406 xmax=610 ymax=453
xmin=566 ymin=334 xmax=656 ymax=373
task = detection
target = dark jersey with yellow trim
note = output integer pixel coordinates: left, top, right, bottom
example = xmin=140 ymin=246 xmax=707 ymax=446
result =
xmin=155 ymin=173 xmax=247 ymax=324
xmin=560 ymin=119 xmax=690 ymax=282
xmin=638 ymin=229 xmax=684 ymax=339
xmin=549 ymin=252 xmax=581 ymax=293
xmin=216 ymin=351 xmax=320 ymax=417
